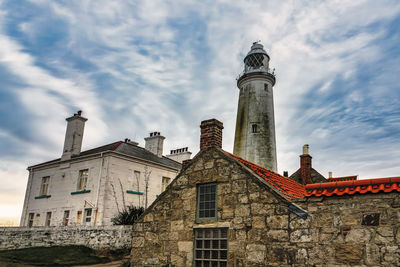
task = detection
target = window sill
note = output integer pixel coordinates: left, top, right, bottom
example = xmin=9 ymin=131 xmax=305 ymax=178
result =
xmin=126 ymin=190 xmax=144 ymax=195
xmin=34 ymin=195 xmax=51 ymax=199
xmin=71 ymin=189 xmax=91 ymax=195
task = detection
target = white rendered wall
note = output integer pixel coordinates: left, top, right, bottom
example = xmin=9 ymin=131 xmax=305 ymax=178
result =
xmin=100 ymin=155 xmax=178 ymax=225
xmin=20 ymin=154 xmax=179 ymax=227
xmin=21 ymin=156 xmax=103 ymax=227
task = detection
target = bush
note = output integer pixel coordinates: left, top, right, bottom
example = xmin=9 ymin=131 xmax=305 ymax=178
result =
xmin=112 ymin=206 xmax=144 ymax=225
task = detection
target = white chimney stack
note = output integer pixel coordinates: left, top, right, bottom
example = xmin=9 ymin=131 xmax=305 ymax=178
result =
xmin=302 ymin=144 xmax=309 ymax=155
xmin=61 ymin=111 xmax=87 ymax=161
xmin=144 ymin=132 xmax=165 ymax=157
xmin=329 ymin=171 xmax=333 ymax=178
xmin=166 ymin=147 xmax=192 ymax=163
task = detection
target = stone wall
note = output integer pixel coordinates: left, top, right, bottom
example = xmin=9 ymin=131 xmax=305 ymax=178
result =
xmin=0 ymin=225 xmax=132 ymax=250
xmin=130 ymin=148 xmax=400 ymax=266
xmin=290 ymin=192 xmax=400 ymax=266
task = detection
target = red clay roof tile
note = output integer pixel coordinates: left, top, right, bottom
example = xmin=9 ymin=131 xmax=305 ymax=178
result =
xmin=327 ymin=175 xmax=358 ymax=182
xmin=227 ymin=152 xmax=306 ymax=199
xmin=226 ymin=151 xmax=400 ymax=199
xmin=305 ymin=177 xmax=400 ymax=197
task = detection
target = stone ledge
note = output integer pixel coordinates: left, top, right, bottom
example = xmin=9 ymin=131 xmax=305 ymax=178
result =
xmin=34 ymin=195 xmax=51 ymax=199
xmin=126 ymin=190 xmax=144 ymax=195
xmin=71 ymin=189 xmax=91 ymax=195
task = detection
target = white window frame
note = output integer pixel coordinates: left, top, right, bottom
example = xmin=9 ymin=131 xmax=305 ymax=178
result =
xmin=161 ymin=176 xmax=171 ymax=192
xmin=40 ymin=176 xmax=50 ymax=195
xmin=77 ymin=169 xmax=89 ymax=190
xmin=63 ymin=210 xmax=70 ymax=226
xmin=84 ymin=208 xmax=92 ymax=226
xmin=45 ymin=212 xmax=52 ymax=227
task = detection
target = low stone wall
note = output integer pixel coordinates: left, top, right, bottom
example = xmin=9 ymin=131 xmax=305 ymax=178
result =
xmin=0 ymin=225 xmax=132 ymax=251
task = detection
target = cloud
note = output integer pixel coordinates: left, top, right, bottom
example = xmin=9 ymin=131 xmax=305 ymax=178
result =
xmin=0 ymin=0 xmax=400 ymax=224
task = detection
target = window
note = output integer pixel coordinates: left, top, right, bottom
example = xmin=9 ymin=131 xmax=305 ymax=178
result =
xmin=28 ymin=213 xmax=34 ymax=227
xmin=161 ymin=177 xmax=171 ymax=192
xmin=63 ymin=210 xmax=70 ymax=226
xmin=40 ymin=176 xmax=50 ymax=195
xmin=84 ymin=208 xmax=92 ymax=226
xmin=197 ymin=183 xmax=217 ymax=220
xmin=133 ymin=170 xmax=140 ymax=189
xmin=35 ymin=214 xmax=40 ymax=226
xmin=194 ymin=228 xmax=228 ymax=267
xmin=77 ymin=169 xmax=88 ymax=190
xmin=45 ymin=212 xmax=52 ymax=227
xmin=252 ymin=124 xmax=258 ymax=133
xmin=77 ymin=211 xmax=82 ymax=225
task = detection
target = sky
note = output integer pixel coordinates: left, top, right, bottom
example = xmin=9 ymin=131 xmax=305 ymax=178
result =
xmin=0 ymin=0 xmax=399 ymax=225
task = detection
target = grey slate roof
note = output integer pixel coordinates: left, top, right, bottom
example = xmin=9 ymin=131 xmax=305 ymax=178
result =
xmin=30 ymin=141 xmax=181 ymax=170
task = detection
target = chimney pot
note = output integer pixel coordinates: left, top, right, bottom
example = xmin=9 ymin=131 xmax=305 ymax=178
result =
xmin=144 ymin=131 xmax=165 ymax=157
xmin=300 ymin=145 xmax=312 ymax=185
xmin=283 ymin=171 xmax=288 ymax=177
xmin=302 ymin=144 xmax=309 ymax=155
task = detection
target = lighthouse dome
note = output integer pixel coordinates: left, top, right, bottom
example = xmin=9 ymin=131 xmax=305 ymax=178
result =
xmin=243 ymin=42 xmax=270 ymax=73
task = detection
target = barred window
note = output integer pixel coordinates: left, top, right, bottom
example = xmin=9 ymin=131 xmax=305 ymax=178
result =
xmin=194 ymin=228 xmax=228 ymax=267
xmin=197 ymin=183 xmax=217 ymax=220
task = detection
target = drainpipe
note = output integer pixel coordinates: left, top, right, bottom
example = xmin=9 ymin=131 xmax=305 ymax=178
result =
xmin=95 ymin=152 xmax=104 ymax=226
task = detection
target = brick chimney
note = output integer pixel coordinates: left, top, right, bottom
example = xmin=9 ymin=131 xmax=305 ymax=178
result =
xmin=200 ymin=119 xmax=223 ymax=151
xmin=300 ymin=144 xmax=312 ymax=185
xmin=61 ymin=111 xmax=88 ymax=161
xmin=144 ymin=132 xmax=165 ymax=157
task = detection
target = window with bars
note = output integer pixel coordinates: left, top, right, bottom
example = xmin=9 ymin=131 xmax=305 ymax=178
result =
xmin=197 ymin=183 xmax=217 ymax=220
xmin=194 ymin=228 xmax=228 ymax=267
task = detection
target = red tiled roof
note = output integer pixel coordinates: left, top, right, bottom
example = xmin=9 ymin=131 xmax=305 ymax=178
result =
xmin=305 ymin=177 xmax=400 ymax=197
xmin=327 ymin=175 xmax=358 ymax=182
xmin=227 ymin=152 xmax=306 ymax=199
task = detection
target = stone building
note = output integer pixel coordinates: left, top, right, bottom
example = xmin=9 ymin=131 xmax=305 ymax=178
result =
xmin=20 ymin=111 xmax=191 ymax=227
xmin=130 ymin=119 xmax=400 ymax=266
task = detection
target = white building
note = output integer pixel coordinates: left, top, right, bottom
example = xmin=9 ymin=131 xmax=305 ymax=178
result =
xmin=20 ymin=111 xmax=191 ymax=227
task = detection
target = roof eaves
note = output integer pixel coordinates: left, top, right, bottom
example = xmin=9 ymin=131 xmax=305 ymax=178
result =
xmin=220 ymin=150 xmax=308 ymax=219
xmin=305 ymin=177 xmax=400 ymax=197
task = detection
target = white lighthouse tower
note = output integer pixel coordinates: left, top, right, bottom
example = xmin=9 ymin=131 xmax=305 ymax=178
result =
xmin=233 ymin=42 xmax=277 ymax=171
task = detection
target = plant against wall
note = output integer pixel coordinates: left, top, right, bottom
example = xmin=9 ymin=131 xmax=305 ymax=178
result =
xmin=111 ymin=205 xmax=144 ymax=225
xmin=143 ymin=166 xmax=152 ymax=208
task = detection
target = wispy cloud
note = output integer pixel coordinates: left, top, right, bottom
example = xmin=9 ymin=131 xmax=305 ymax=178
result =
xmin=0 ymin=0 xmax=400 ymax=223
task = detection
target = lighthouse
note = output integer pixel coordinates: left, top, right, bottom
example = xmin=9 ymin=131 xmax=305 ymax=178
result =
xmin=233 ymin=42 xmax=277 ymax=171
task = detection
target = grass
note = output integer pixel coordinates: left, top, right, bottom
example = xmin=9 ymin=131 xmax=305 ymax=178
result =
xmin=0 ymin=245 xmax=128 ymax=266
